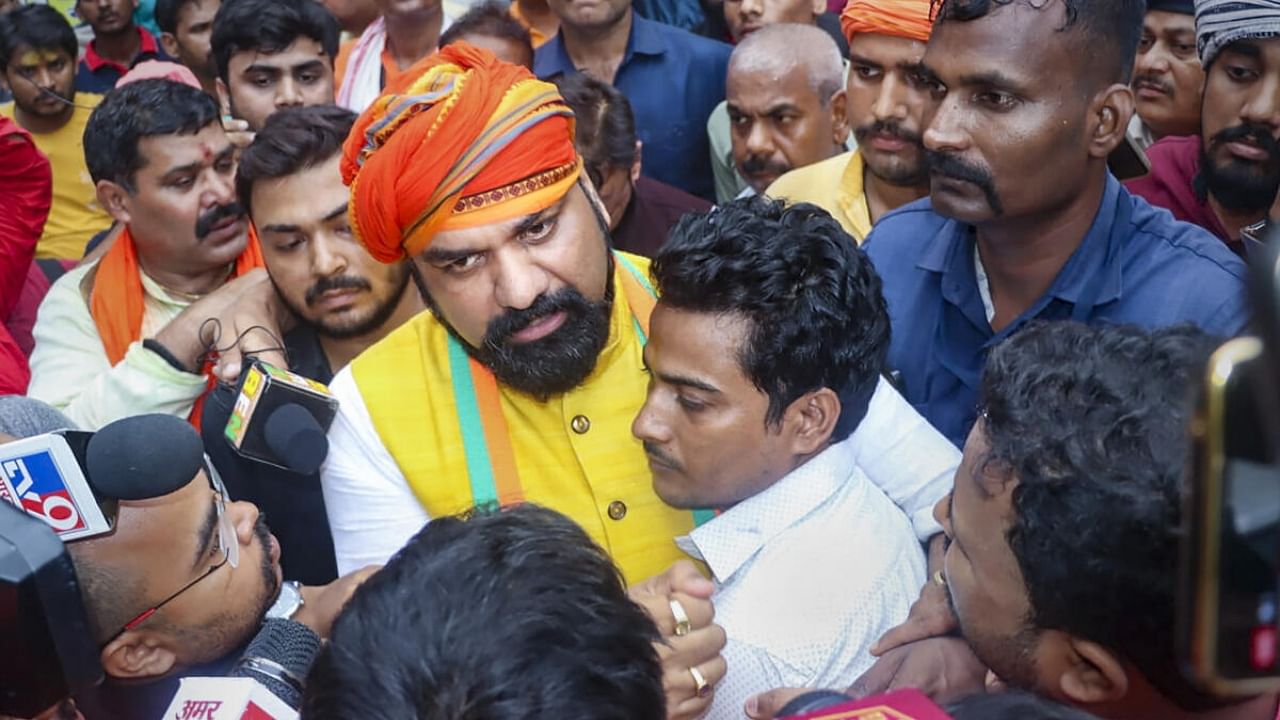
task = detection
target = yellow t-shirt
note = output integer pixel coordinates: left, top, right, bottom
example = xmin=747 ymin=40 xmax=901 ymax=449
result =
xmin=1 ymin=94 xmax=112 ymax=260
xmin=767 ymin=149 xmax=873 ymax=243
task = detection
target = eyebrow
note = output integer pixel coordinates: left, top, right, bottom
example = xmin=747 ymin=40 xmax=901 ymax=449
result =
xmin=164 ymin=144 xmax=235 ymax=180
xmin=192 ymin=494 xmax=219 ymax=571
xmin=243 ymin=59 xmax=328 ymax=74
xmin=420 ymin=205 xmax=558 ymax=264
xmin=955 ymin=70 xmax=1023 ymax=91
xmin=641 ymin=347 xmax=721 ymax=394
xmin=1223 ymin=41 xmax=1262 ymax=59
xmin=260 ymin=202 xmax=348 ymax=235
xmin=848 ymin=53 xmax=883 ymax=68
xmin=764 ymin=102 xmax=801 ymax=116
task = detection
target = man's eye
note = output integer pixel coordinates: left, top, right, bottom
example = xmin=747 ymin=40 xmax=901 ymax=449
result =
xmin=172 ymin=176 xmax=195 ymax=189
xmin=1137 ymin=36 xmax=1154 ymax=52
xmin=299 ymin=72 xmax=321 ymax=84
xmin=521 ymin=219 xmax=555 ymax=242
xmin=677 ymin=396 xmax=706 ymax=413
xmin=854 ymin=65 xmax=881 ymax=80
xmin=1226 ymin=65 xmax=1259 ymax=83
xmin=445 ymin=254 xmax=483 ymax=273
xmin=975 ymin=91 xmax=1017 ymax=110
xmin=250 ymin=75 xmax=273 ymax=88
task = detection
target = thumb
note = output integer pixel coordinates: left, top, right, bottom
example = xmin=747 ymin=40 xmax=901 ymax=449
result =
xmin=744 ymin=688 xmax=807 ymax=720
xmin=666 ymin=560 xmax=714 ymax=598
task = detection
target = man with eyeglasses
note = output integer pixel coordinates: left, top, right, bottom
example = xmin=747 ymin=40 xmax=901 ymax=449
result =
xmin=0 ymin=411 xmax=375 ymax=720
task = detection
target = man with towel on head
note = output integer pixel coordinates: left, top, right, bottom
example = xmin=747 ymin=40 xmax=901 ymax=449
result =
xmin=321 ymin=43 xmax=955 ymax=720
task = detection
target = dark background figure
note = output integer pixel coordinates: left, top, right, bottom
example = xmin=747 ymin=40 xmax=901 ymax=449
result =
xmin=554 ymin=73 xmax=710 ymax=257
xmin=439 ymin=0 xmax=535 ymax=69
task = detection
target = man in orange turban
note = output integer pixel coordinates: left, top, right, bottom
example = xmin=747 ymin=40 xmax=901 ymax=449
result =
xmin=767 ymin=0 xmax=935 ymax=242
xmin=325 ymin=42 xmax=729 ymax=720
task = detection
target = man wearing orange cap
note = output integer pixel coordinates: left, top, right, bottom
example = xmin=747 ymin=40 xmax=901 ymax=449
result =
xmin=321 ymin=40 xmax=959 ymax=717
xmin=766 ymin=0 xmax=934 ymax=242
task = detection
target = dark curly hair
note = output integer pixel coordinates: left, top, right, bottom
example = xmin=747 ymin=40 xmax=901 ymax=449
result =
xmin=652 ymin=196 xmax=890 ymax=442
xmin=302 ymin=504 xmax=665 ymax=720
xmin=931 ymin=0 xmax=1144 ymax=84
xmin=979 ymin=322 xmax=1221 ymax=710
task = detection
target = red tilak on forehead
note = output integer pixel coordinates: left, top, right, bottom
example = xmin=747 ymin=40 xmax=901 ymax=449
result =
xmin=200 ymin=145 xmax=214 ymax=162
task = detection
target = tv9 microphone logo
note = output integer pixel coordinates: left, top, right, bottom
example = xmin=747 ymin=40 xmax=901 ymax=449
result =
xmin=0 ymin=449 xmax=86 ymax=533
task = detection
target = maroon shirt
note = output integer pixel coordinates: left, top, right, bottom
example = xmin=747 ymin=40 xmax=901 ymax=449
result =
xmin=612 ymin=176 xmax=711 ymax=257
xmin=1126 ymin=135 xmax=1237 ymax=251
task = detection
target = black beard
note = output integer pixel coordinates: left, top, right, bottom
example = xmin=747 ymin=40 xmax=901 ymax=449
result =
xmin=275 ymin=264 xmax=412 ymax=340
xmin=1200 ymin=124 xmax=1280 ymax=214
xmin=427 ymin=280 xmax=615 ymax=401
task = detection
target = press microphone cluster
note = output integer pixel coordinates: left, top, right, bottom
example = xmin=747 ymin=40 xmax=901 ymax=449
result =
xmin=223 ymin=360 xmax=339 ymax=476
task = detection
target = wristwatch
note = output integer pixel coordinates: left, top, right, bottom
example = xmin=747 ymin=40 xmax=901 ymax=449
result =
xmin=265 ymin=580 xmax=305 ymax=620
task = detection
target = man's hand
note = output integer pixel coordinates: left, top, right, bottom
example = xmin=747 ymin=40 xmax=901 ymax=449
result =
xmin=294 ymin=565 xmax=379 ymax=639
xmin=223 ymin=116 xmax=255 ymax=150
xmin=629 ymin=561 xmax=727 ymax=720
xmin=744 ymin=687 xmax=808 ymax=720
xmin=849 ymin=637 xmax=986 ymax=704
xmin=870 ymin=574 xmax=956 ymax=656
xmin=153 ymin=269 xmax=292 ymax=381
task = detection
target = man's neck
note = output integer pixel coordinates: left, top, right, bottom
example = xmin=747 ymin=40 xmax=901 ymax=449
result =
xmin=863 ymin=166 xmax=929 ymax=224
xmin=318 ymin=282 xmax=424 ymax=371
xmin=137 ymin=253 xmax=233 ymax=298
xmin=12 ymin=103 xmax=74 ymax=134
xmin=1207 ymin=194 xmax=1265 ymax=243
xmin=974 ymin=174 xmax=1107 ymax=333
xmin=384 ymin=8 xmax=444 ymax=72
xmin=518 ymin=0 xmax=559 ymax=36
xmin=558 ymin=10 xmax=632 ymax=84
xmin=93 ymin=26 xmax=142 ymax=66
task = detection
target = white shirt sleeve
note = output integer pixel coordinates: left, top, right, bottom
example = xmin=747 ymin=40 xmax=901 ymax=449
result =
xmin=852 ymin=377 xmax=960 ymax=540
xmin=27 ymin=267 xmax=207 ymax=430
xmin=320 ymin=367 xmax=431 ymax=575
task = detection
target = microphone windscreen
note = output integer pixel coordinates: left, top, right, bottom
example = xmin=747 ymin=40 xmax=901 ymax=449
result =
xmin=233 ymin=617 xmax=323 ymax=708
xmin=263 ymin=404 xmax=328 ymax=476
xmin=85 ymin=414 xmax=205 ymax=500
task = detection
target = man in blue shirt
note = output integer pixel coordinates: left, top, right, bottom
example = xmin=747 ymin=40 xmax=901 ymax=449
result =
xmin=534 ymin=0 xmax=730 ymax=201
xmin=864 ymin=0 xmax=1248 ymax=448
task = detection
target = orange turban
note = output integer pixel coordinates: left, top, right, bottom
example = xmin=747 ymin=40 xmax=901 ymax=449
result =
xmin=342 ymin=43 xmax=580 ymax=263
xmin=840 ymin=0 xmax=934 ymax=45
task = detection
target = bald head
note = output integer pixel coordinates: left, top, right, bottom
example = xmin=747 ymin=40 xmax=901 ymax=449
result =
xmin=729 ymin=23 xmax=844 ymax=103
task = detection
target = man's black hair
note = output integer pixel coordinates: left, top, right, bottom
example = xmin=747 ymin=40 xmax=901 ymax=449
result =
xmin=302 ymin=504 xmax=666 ymax=720
xmin=439 ymin=0 xmax=533 ymax=55
xmin=652 ymin=196 xmax=890 ymax=441
xmin=210 ymin=0 xmax=339 ymax=82
xmin=931 ymin=0 xmax=1145 ymax=84
xmin=155 ymin=0 xmax=206 ymax=35
xmin=946 ymin=692 xmax=1103 ymax=720
xmin=83 ymin=79 xmax=221 ymax=192
xmin=0 ymin=4 xmax=77 ymax=75
xmin=979 ymin=322 xmax=1221 ymax=711
xmin=236 ymin=104 xmax=356 ymax=214
xmin=553 ymin=73 xmax=639 ymax=191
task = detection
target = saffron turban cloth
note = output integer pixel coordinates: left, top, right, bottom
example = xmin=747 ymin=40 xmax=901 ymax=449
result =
xmin=841 ymin=0 xmax=934 ymax=45
xmin=1195 ymin=0 xmax=1280 ymax=67
xmin=342 ymin=42 xmax=581 ymax=263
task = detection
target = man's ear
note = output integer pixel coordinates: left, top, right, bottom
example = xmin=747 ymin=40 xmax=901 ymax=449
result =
xmin=829 ymin=88 xmax=850 ymax=148
xmin=1089 ymin=84 xmax=1135 ymax=159
xmin=630 ymin=140 xmax=643 ymax=184
xmin=783 ymin=387 xmax=840 ymax=456
xmin=159 ymin=32 xmax=180 ymax=60
xmin=1059 ymin=636 xmax=1130 ymax=706
xmin=215 ymin=77 xmax=232 ymax=117
xmin=99 ymin=630 xmax=178 ymax=680
xmin=578 ymin=172 xmax=612 ymax=227
xmin=95 ymin=180 xmax=133 ymax=225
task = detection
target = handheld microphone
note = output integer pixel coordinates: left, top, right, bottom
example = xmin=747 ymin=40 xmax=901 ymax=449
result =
xmin=161 ymin=677 xmax=298 ymax=720
xmin=223 ymin=360 xmax=338 ymax=475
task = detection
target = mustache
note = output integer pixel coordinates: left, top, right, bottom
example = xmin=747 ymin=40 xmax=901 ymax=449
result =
xmin=194 ymin=201 xmax=246 ymax=240
xmin=1132 ymin=73 xmax=1174 ymax=96
xmin=1208 ymin=123 xmax=1280 ymax=161
xmin=305 ymin=274 xmax=372 ymax=306
xmin=482 ymin=287 xmax=590 ymax=349
xmin=741 ymin=154 xmax=790 ymax=177
xmin=642 ymin=441 xmax=683 ymax=472
xmin=925 ymin=150 xmax=1005 ymax=216
xmin=854 ymin=120 xmax=922 ymax=145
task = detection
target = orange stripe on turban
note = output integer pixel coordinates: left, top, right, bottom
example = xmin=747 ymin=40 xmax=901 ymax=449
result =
xmin=840 ymin=0 xmax=934 ymax=45
xmin=342 ymin=42 xmax=580 ymax=263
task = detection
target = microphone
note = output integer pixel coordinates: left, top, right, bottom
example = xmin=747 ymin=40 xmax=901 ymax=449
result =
xmin=231 ymin=618 xmax=323 ymax=709
xmin=0 ymin=503 xmax=103 ymax=719
xmin=223 ymin=359 xmax=338 ymax=475
xmin=161 ymin=677 xmax=298 ymax=720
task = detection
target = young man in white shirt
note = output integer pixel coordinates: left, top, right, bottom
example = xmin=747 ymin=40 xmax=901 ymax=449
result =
xmin=632 ymin=196 xmax=953 ymax=720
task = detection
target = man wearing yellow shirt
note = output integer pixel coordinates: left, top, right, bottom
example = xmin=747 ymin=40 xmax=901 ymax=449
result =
xmin=0 ymin=5 xmax=112 ymax=259
xmin=766 ymin=0 xmax=934 ymax=242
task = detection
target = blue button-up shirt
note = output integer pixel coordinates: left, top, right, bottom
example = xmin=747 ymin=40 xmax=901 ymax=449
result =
xmin=534 ymin=16 xmax=731 ymax=201
xmin=865 ymin=174 xmax=1249 ymax=448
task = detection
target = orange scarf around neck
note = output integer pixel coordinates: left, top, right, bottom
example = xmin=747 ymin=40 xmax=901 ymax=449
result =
xmin=89 ymin=223 xmax=265 ymax=426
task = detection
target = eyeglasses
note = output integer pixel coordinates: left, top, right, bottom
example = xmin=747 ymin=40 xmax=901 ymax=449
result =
xmin=101 ymin=457 xmax=239 ymax=647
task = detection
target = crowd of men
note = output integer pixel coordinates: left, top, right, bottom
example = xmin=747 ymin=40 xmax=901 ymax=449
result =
xmin=0 ymin=0 xmax=1276 ymax=718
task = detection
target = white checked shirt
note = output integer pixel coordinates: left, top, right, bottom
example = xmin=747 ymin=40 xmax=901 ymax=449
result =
xmin=678 ymin=431 xmax=928 ymax=720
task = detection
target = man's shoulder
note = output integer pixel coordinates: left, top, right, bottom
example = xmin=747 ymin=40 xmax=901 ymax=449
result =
xmin=639 ymin=17 xmax=731 ymax=61
xmin=767 ymin=151 xmax=855 ymax=199
xmin=1125 ymin=189 xmax=1246 ymax=283
xmin=863 ymin=197 xmax=951 ymax=264
xmin=634 ymin=176 xmax=711 ymax=216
